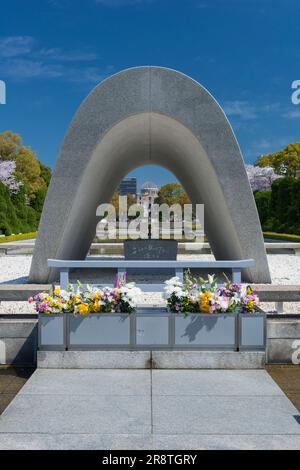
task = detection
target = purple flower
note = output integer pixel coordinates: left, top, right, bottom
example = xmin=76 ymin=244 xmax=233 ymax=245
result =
xmin=37 ymin=301 xmax=50 ymax=313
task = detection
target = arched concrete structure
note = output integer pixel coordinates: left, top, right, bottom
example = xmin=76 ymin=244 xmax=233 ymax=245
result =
xmin=29 ymin=66 xmax=271 ymax=283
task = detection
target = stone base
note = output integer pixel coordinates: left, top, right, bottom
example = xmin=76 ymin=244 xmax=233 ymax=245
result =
xmin=267 ymin=320 xmax=300 ymax=364
xmin=152 ymin=351 xmax=265 ymax=369
xmin=37 ymin=350 xmax=265 ymax=369
xmin=0 ymin=319 xmax=37 ymax=365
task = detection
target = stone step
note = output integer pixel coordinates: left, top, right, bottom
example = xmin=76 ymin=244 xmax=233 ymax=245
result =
xmin=37 ymin=350 xmax=265 ymax=369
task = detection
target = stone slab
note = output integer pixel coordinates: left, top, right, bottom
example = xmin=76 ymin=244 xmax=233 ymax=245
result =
xmin=252 ymin=285 xmax=300 ymax=302
xmin=152 ymin=351 xmax=265 ymax=369
xmin=152 ymin=434 xmax=300 ymax=450
xmin=0 ymin=393 xmax=151 ymax=434
xmin=0 ymin=369 xmax=299 ymax=450
xmin=0 ymin=285 xmax=51 ymax=301
xmin=268 ymin=320 xmax=300 ymax=338
xmin=0 ymin=320 xmax=37 ymax=338
xmin=37 ymin=350 xmax=265 ymax=369
xmin=37 ymin=350 xmax=151 ymax=369
xmin=152 ymin=395 xmax=300 ymax=435
xmin=0 ymin=433 xmax=300 ymax=450
xmin=152 ymin=370 xmax=284 ymax=396
xmin=20 ymin=369 xmax=150 ymax=396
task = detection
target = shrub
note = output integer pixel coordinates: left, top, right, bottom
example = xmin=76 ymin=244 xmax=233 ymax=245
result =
xmin=254 ymin=177 xmax=300 ymax=235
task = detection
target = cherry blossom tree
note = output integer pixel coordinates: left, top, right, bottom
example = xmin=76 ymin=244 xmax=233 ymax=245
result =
xmin=245 ymin=165 xmax=281 ymax=191
xmin=0 ymin=160 xmax=22 ymax=193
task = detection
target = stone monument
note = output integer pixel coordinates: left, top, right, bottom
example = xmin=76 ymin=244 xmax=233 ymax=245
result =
xmin=29 ymin=66 xmax=270 ymax=283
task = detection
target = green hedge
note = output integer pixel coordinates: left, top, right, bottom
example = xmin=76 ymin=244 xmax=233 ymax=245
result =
xmin=0 ymin=181 xmax=44 ymax=236
xmin=254 ymin=177 xmax=300 ymax=236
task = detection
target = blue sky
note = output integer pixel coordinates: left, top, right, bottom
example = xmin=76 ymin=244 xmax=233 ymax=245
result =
xmin=0 ymin=0 xmax=299 ymax=189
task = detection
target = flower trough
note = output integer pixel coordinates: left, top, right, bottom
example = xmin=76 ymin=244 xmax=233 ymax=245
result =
xmin=30 ymin=273 xmax=266 ymax=351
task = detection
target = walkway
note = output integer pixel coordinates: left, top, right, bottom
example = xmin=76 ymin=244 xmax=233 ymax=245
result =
xmin=0 ymin=369 xmax=299 ymax=449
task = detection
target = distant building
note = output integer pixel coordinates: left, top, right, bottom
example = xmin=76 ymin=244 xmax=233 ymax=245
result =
xmin=136 ymin=181 xmax=159 ymax=216
xmin=117 ymin=177 xmax=137 ymax=195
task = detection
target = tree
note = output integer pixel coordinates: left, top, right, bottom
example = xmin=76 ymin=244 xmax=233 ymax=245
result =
xmin=155 ymin=183 xmax=191 ymax=207
xmin=15 ymin=147 xmax=46 ymax=201
xmin=0 ymin=130 xmax=50 ymax=202
xmin=0 ymin=131 xmax=21 ymax=160
xmin=255 ymin=142 xmax=300 ymax=177
xmin=253 ymin=190 xmax=272 ymax=227
xmin=40 ymin=162 xmax=52 ymax=186
xmin=0 ymin=131 xmax=52 ymax=235
xmin=0 ymin=160 xmax=22 ymax=193
xmin=245 ymin=165 xmax=280 ymax=191
xmin=254 ymin=177 xmax=300 ymax=235
xmin=31 ymin=187 xmax=48 ymax=213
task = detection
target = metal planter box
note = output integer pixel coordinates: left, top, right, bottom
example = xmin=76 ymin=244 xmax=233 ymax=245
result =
xmin=174 ymin=313 xmax=238 ymax=350
xmin=67 ymin=312 xmax=171 ymax=349
xmin=68 ymin=314 xmax=131 ymax=348
xmin=136 ymin=313 xmax=170 ymax=347
xmin=238 ymin=312 xmax=266 ymax=350
xmin=38 ymin=313 xmax=66 ymax=350
xmin=38 ymin=310 xmax=265 ymax=351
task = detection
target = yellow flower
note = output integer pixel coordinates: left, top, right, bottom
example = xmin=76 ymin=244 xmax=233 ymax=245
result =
xmin=199 ymin=292 xmax=211 ymax=313
xmin=93 ymin=291 xmax=102 ymax=301
xmin=92 ymin=301 xmax=101 ymax=313
xmin=53 ymin=288 xmax=60 ymax=296
xmin=73 ymin=295 xmax=81 ymax=304
xmin=77 ymin=303 xmax=89 ymax=315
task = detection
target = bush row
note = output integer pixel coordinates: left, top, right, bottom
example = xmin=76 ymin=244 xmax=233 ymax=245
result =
xmin=0 ymin=181 xmax=46 ymax=236
xmin=254 ymin=176 xmax=300 ymax=235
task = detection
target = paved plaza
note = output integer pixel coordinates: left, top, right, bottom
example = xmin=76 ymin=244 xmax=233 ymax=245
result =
xmin=0 ymin=369 xmax=299 ymax=450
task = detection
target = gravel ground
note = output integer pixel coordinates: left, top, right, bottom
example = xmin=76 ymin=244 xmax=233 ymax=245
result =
xmin=0 ymin=254 xmax=299 ymax=314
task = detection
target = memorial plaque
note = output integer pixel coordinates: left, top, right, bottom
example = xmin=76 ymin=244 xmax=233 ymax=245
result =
xmin=124 ymin=239 xmax=178 ymax=260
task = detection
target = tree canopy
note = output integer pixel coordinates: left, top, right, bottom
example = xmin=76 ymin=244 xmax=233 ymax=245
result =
xmin=155 ymin=183 xmax=190 ymax=207
xmin=0 ymin=130 xmax=52 ymax=235
xmin=255 ymin=142 xmax=300 ymax=177
xmin=254 ymin=176 xmax=300 ymax=235
xmin=0 ymin=130 xmax=51 ymax=201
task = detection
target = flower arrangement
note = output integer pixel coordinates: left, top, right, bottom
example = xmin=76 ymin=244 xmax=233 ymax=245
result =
xmin=163 ymin=271 xmax=259 ymax=314
xmin=29 ymin=274 xmax=143 ymax=315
